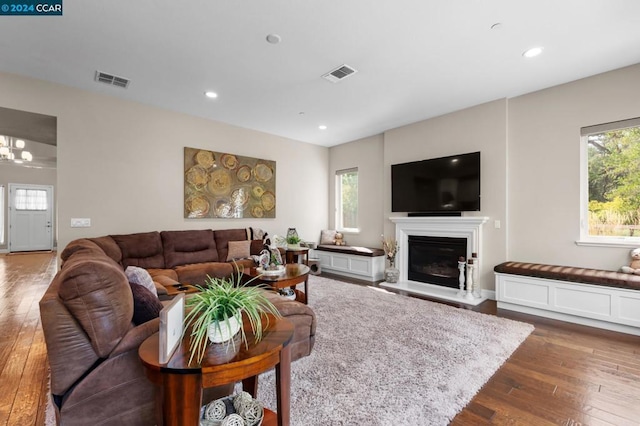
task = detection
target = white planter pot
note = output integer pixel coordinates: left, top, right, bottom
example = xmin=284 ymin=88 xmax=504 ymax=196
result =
xmin=208 ymin=314 xmax=242 ymax=344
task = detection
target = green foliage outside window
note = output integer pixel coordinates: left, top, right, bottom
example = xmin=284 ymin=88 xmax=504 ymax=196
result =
xmin=587 ymin=127 xmax=640 ymax=237
xmin=339 ymin=170 xmax=358 ymax=229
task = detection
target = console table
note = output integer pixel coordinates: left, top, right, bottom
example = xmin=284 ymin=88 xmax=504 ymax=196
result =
xmin=139 ymin=315 xmax=294 ymax=426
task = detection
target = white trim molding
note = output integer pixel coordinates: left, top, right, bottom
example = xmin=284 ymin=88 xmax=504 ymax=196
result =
xmin=381 ymin=216 xmax=489 ymax=305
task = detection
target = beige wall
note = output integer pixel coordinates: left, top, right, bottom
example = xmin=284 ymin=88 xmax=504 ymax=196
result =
xmin=508 ymin=63 xmax=640 ymax=269
xmin=0 ymin=165 xmax=57 ymax=250
xmin=329 ymin=64 xmax=640 ymax=293
xmin=0 ymin=71 xmax=329 ymax=252
xmin=328 ymin=134 xmax=384 ymax=247
xmin=383 ymin=99 xmax=508 ymax=289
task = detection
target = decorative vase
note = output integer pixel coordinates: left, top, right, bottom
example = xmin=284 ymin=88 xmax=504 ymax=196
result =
xmin=208 ymin=314 xmax=242 ymax=344
xmin=384 ymin=258 xmax=400 ymax=283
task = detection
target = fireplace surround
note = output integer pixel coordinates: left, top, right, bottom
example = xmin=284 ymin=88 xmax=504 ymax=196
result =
xmin=408 ymin=235 xmax=467 ymax=288
xmin=381 ymin=216 xmax=489 ymax=305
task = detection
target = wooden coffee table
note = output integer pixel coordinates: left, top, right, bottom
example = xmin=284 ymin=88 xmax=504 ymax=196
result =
xmin=164 ymin=283 xmax=199 ymax=297
xmin=244 ymin=264 xmax=310 ymax=304
xmin=139 ymin=314 xmax=294 ymax=426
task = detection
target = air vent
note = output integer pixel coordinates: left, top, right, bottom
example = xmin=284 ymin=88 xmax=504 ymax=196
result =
xmin=322 ymin=64 xmax=358 ymax=83
xmin=95 ymin=71 xmax=130 ymax=89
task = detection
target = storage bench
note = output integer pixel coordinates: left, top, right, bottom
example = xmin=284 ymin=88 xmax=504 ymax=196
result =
xmin=314 ymin=245 xmax=385 ymax=282
xmin=495 ymin=261 xmax=640 ymax=336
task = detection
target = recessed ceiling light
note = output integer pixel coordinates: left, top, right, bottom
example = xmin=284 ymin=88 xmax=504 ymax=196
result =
xmin=318 ymin=125 xmax=327 ymax=130
xmin=523 ymin=47 xmax=543 ymax=58
xmin=266 ymin=34 xmax=281 ymax=44
xmin=204 ymin=91 xmax=218 ymax=99
xmin=490 ymin=23 xmax=502 ymax=30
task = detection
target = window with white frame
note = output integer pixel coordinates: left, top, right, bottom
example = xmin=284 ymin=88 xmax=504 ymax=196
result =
xmin=336 ymin=168 xmax=359 ymax=232
xmin=581 ymin=117 xmax=640 ymax=243
xmin=15 ymin=188 xmax=48 ymax=211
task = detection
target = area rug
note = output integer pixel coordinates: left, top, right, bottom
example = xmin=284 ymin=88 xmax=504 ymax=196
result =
xmin=256 ymin=276 xmax=534 ymax=425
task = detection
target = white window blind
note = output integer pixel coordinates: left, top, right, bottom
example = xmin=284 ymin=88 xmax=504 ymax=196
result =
xmin=15 ymin=189 xmax=48 ymax=211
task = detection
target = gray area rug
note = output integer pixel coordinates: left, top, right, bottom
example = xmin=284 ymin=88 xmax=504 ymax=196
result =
xmin=256 ymin=276 xmax=534 ymax=425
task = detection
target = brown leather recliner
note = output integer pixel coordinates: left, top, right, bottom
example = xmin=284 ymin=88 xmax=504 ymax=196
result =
xmin=40 ymin=242 xmax=159 ymax=425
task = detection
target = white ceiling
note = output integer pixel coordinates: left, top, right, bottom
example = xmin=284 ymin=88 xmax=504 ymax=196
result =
xmin=1 ymin=0 xmax=640 ymax=147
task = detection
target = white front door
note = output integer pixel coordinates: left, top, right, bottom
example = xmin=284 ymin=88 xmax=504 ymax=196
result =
xmin=8 ymin=184 xmax=54 ymax=252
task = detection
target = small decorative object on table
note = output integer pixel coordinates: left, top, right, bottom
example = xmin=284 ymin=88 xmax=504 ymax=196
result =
xmin=202 ymin=391 xmax=264 ymax=426
xmin=285 ymin=234 xmax=302 ymax=249
xmin=382 ymin=235 xmax=400 ymax=283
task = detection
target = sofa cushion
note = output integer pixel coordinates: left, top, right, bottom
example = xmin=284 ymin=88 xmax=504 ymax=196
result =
xmin=88 ymin=236 xmax=123 ymax=265
xmin=161 ymin=229 xmax=218 ymax=268
xmin=112 ymin=232 xmax=165 ymax=269
xmin=129 ymin=283 xmax=163 ymax=325
xmin=60 ymin=239 xmax=106 ymax=263
xmin=320 ymin=229 xmax=337 ymax=245
xmin=175 ymin=262 xmax=234 ymax=285
xmin=57 ymin=257 xmax=133 ymax=358
xmin=227 ymin=240 xmax=251 ymax=261
xmin=214 ymin=228 xmax=250 ymax=262
xmin=126 ymin=266 xmax=158 ymax=297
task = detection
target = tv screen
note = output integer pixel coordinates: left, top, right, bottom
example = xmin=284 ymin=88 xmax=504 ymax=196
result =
xmin=391 ymin=151 xmax=480 ymax=213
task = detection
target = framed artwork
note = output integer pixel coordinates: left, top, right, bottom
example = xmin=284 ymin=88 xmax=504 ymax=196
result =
xmin=184 ymin=147 xmax=276 ymax=219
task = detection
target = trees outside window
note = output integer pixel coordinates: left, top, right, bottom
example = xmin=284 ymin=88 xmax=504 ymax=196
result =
xmin=585 ymin=121 xmax=640 ymax=239
xmin=336 ymin=168 xmax=358 ymax=231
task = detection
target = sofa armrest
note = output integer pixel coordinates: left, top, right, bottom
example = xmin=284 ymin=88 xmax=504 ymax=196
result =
xmin=110 ymin=317 xmax=160 ymax=358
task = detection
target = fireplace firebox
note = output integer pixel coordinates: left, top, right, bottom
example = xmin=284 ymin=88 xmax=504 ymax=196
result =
xmin=408 ymin=235 xmax=466 ymax=288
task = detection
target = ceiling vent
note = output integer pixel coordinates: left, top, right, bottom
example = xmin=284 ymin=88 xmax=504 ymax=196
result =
xmin=95 ymin=71 xmax=130 ymax=89
xmin=322 ymin=64 xmax=358 ymax=83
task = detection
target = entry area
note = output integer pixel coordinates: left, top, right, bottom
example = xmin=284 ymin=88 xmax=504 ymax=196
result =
xmin=8 ymin=183 xmax=54 ymax=252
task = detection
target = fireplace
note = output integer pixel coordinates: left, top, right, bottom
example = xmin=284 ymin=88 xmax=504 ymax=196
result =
xmin=408 ymin=235 xmax=466 ymax=289
xmin=382 ymin=216 xmax=489 ymax=306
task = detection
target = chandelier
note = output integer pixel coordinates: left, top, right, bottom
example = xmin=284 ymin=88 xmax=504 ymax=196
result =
xmin=0 ymin=135 xmax=33 ymax=163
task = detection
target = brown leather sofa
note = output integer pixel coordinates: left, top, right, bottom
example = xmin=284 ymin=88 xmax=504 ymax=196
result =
xmin=40 ymin=228 xmax=316 ymax=426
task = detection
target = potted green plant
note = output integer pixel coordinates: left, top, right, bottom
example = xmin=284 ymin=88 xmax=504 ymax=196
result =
xmin=286 ymin=234 xmax=302 ymax=249
xmin=183 ymin=272 xmax=281 ymax=365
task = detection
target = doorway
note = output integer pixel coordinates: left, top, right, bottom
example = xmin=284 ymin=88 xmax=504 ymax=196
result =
xmin=8 ymin=183 xmax=54 ymax=252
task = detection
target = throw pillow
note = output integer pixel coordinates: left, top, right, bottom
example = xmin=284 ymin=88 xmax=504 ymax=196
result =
xmin=129 ymin=282 xmax=163 ymax=325
xmin=320 ymin=229 xmax=337 ymax=245
xmin=227 ymin=240 xmax=251 ymax=261
xmin=125 ymin=266 xmax=158 ymax=297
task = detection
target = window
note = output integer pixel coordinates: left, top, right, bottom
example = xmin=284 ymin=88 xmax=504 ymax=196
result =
xmin=581 ymin=117 xmax=640 ymax=244
xmin=15 ymin=189 xmax=48 ymax=211
xmin=336 ymin=168 xmax=358 ymax=232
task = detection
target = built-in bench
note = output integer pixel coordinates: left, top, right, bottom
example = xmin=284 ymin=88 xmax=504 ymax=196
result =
xmin=495 ymin=261 xmax=640 ymax=336
xmin=313 ymin=245 xmax=385 ymax=282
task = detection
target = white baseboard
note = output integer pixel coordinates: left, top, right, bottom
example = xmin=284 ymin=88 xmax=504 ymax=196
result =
xmin=497 ymin=301 xmax=640 ymax=336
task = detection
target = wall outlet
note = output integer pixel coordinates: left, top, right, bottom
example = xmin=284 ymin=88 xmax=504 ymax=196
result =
xmin=494 ymin=220 xmax=501 ymax=229
xmin=71 ymin=218 xmax=91 ymax=228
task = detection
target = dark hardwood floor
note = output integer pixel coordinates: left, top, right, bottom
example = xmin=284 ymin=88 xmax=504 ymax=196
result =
xmin=0 ymin=252 xmax=56 ymax=426
xmin=1 ymin=256 xmax=639 ymax=425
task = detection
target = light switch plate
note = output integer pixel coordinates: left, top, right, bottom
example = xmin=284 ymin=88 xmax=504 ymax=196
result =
xmin=71 ymin=218 xmax=91 ymax=228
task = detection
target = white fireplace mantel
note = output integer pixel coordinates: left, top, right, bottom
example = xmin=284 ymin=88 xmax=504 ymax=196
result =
xmin=381 ymin=216 xmax=489 ymax=305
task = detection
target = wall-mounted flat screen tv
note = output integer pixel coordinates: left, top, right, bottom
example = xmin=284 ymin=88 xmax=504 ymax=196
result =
xmin=391 ymin=151 xmax=480 ymax=213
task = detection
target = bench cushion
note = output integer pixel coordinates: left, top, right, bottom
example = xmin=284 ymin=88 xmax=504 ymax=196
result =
xmin=494 ymin=261 xmax=640 ymax=291
xmin=316 ymin=244 xmax=385 ymax=257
